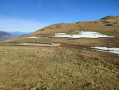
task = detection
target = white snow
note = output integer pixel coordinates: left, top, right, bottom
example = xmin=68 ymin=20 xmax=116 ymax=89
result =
xmin=55 ymin=31 xmax=113 ymax=38
xmin=92 ymin=46 xmax=119 ymax=54
xmin=26 ymin=31 xmax=114 ymax=39
xmin=26 ymin=36 xmax=38 ymax=38
xmin=55 ymin=33 xmax=71 ymax=38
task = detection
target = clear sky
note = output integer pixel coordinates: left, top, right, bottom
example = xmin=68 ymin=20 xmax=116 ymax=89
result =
xmin=0 ymin=0 xmax=119 ymax=32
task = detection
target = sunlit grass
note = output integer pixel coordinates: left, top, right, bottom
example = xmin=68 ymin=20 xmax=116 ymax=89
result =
xmin=0 ymin=19 xmax=119 ymax=89
xmin=0 ymin=46 xmax=119 ymax=89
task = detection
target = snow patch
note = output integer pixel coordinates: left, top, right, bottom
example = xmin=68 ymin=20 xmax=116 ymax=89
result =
xmin=26 ymin=31 xmax=114 ymax=39
xmin=26 ymin=36 xmax=38 ymax=38
xmin=92 ymin=47 xmax=119 ymax=54
xmin=55 ymin=31 xmax=113 ymax=38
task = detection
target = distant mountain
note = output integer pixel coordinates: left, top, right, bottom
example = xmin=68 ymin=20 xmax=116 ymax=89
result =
xmin=0 ymin=31 xmax=16 ymax=41
xmin=9 ymin=32 xmax=32 ymax=36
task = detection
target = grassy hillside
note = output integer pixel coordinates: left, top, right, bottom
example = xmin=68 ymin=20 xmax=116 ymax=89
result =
xmin=0 ymin=16 xmax=119 ymax=89
xmin=100 ymin=16 xmax=119 ymax=21
xmin=10 ymin=16 xmax=119 ymax=42
xmin=32 ymin=16 xmax=119 ymax=36
xmin=32 ymin=20 xmax=119 ymax=37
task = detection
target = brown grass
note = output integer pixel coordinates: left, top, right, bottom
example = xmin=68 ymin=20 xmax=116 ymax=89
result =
xmin=0 ymin=44 xmax=119 ymax=89
xmin=1 ymin=16 xmax=119 ymax=89
xmin=10 ymin=19 xmax=119 ymax=43
xmin=31 ymin=20 xmax=119 ymax=36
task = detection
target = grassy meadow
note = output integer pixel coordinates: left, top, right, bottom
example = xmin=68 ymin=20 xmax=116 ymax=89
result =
xmin=0 ymin=44 xmax=119 ymax=90
xmin=0 ymin=16 xmax=119 ymax=89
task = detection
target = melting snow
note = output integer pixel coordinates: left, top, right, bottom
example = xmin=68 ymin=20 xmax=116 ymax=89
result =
xmin=92 ymin=47 xmax=119 ymax=54
xmin=55 ymin=31 xmax=114 ymax=38
xmin=26 ymin=31 xmax=114 ymax=39
xmin=26 ymin=37 xmax=38 ymax=38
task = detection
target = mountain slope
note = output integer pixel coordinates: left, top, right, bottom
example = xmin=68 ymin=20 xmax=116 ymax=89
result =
xmin=10 ymin=15 xmax=119 ymax=42
xmin=31 ymin=16 xmax=119 ymax=36
xmin=0 ymin=31 xmax=16 ymax=41
xmin=1 ymin=16 xmax=119 ymax=90
xmin=100 ymin=16 xmax=119 ymax=21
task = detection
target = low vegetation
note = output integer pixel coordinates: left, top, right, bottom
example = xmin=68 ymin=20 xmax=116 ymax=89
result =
xmin=0 ymin=16 xmax=119 ymax=89
xmin=0 ymin=45 xmax=119 ymax=89
xmin=40 ymin=29 xmax=45 ymax=31
xmin=105 ymin=24 xmax=113 ymax=26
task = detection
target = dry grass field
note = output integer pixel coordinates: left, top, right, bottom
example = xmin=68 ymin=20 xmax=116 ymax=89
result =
xmin=0 ymin=45 xmax=119 ymax=90
xmin=0 ymin=16 xmax=119 ymax=89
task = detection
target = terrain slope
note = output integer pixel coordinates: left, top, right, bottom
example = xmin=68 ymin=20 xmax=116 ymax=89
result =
xmin=11 ymin=16 xmax=119 ymax=42
xmin=0 ymin=31 xmax=16 ymax=41
xmin=0 ymin=16 xmax=119 ymax=89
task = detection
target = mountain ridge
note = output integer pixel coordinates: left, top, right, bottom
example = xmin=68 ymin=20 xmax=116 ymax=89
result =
xmin=100 ymin=16 xmax=119 ymax=20
xmin=10 ymin=15 xmax=119 ymax=42
xmin=32 ymin=15 xmax=119 ymax=35
xmin=0 ymin=31 xmax=16 ymax=41
xmin=9 ymin=31 xmax=32 ymax=36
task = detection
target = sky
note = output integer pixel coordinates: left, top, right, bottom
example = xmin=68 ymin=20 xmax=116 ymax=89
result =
xmin=0 ymin=0 xmax=119 ymax=32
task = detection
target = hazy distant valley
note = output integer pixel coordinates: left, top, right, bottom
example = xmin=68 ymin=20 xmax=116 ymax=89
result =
xmin=9 ymin=31 xmax=32 ymax=36
xmin=0 ymin=31 xmax=16 ymax=41
xmin=0 ymin=31 xmax=32 ymax=41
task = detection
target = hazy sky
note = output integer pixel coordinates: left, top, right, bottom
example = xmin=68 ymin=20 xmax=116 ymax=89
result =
xmin=0 ymin=0 xmax=119 ymax=32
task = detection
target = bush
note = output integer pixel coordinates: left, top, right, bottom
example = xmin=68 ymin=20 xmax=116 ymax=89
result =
xmin=94 ymin=21 xmax=97 ymax=23
xmin=113 ymin=22 xmax=117 ymax=24
xmin=105 ymin=24 xmax=113 ymax=26
xmin=40 ymin=29 xmax=45 ymax=31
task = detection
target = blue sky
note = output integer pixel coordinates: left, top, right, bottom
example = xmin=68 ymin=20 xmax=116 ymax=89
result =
xmin=0 ymin=0 xmax=119 ymax=32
